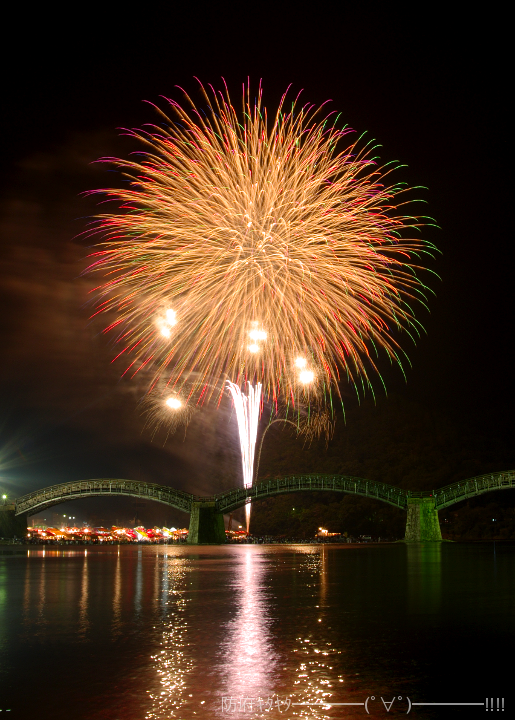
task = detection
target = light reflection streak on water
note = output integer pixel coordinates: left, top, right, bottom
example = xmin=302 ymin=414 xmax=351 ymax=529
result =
xmin=38 ymin=553 xmax=47 ymax=629
xmin=20 ymin=553 xmax=46 ymax=635
xmin=288 ymin=547 xmax=343 ymax=719
xmin=153 ymin=550 xmax=160 ymax=614
xmin=23 ymin=560 xmax=31 ymax=619
xmin=78 ymin=550 xmax=89 ymax=637
xmin=407 ymin=543 xmax=442 ymax=615
xmin=159 ymin=551 xmax=170 ymax=616
xmin=145 ymin=556 xmax=194 ymax=720
xmin=214 ymin=547 xmax=277 ymax=716
xmin=112 ymin=551 xmax=122 ymax=636
xmin=135 ymin=549 xmax=143 ymax=617
xmin=0 ymin=561 xmax=7 ymax=655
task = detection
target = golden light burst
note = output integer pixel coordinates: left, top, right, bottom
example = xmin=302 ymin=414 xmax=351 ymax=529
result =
xmin=85 ymin=80 xmax=436 ymax=410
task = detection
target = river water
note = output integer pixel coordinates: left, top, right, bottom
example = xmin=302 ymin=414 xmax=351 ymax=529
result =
xmin=0 ymin=543 xmax=512 ymax=719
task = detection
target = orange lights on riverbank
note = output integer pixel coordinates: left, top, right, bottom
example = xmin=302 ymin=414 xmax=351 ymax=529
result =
xmin=26 ymin=526 xmax=189 ymax=544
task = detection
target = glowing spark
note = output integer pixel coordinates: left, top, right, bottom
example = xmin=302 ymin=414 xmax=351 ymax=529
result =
xmin=166 ymin=397 xmax=182 ymax=410
xmin=299 ymin=370 xmax=315 ymax=384
xmin=248 ymin=343 xmax=260 ymax=354
xmin=295 ymin=357 xmax=307 ymax=369
xmin=249 ymin=329 xmax=267 ymax=341
xmin=165 ymin=308 xmax=177 ymax=326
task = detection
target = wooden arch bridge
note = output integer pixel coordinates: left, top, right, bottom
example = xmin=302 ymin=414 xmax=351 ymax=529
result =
xmin=2 ymin=470 xmax=514 ymax=543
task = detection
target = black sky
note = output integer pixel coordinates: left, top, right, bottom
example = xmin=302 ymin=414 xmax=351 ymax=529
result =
xmin=0 ymin=7 xmax=512 ymax=522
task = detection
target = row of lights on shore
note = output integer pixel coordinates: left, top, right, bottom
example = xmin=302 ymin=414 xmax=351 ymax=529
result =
xmin=158 ymin=311 xmax=315 ymax=411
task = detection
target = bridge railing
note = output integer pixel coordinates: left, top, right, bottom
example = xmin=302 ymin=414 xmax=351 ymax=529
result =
xmin=432 ymin=471 xmax=515 ymax=510
xmin=13 ymin=470 xmax=515 ymax=517
xmin=15 ymin=479 xmax=194 ymax=515
xmin=215 ymin=474 xmax=411 ymax=512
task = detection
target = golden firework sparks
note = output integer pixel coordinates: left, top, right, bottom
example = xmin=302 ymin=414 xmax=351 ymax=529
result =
xmin=85 ymin=80 xmax=436 ymax=410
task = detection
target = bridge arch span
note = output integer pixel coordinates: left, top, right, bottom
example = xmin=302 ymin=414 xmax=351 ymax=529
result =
xmin=431 ymin=471 xmax=515 ymax=510
xmin=214 ymin=475 xmax=409 ymax=513
xmin=14 ymin=471 xmax=515 ymax=518
xmin=8 ymin=469 xmax=515 ymax=543
xmin=14 ymin=479 xmax=195 ymax=517
xmin=213 ymin=471 xmax=515 ymax=513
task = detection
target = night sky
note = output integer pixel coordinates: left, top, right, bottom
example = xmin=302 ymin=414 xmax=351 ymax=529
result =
xmin=0 ymin=9 xmax=512 ymax=526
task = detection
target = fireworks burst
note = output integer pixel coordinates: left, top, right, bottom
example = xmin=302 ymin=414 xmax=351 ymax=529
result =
xmin=85 ymin=80 xmax=436 ymax=411
xmin=85 ymin=81 xmax=436 ymax=527
xmin=141 ymin=384 xmax=198 ymax=443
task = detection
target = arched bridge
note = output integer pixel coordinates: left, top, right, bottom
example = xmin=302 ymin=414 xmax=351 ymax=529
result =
xmin=14 ymin=479 xmax=195 ymax=516
xmin=5 ymin=469 xmax=515 ymax=543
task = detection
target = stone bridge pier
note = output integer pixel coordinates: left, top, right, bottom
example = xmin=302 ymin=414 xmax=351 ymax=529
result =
xmin=404 ymin=498 xmax=442 ymax=542
xmin=0 ymin=497 xmax=444 ymax=543
xmin=0 ymin=505 xmax=28 ymax=540
xmin=187 ymin=501 xmax=226 ymax=544
xmin=185 ymin=496 xmax=446 ymax=544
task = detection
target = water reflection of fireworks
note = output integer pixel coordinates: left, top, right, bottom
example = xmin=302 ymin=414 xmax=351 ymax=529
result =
xmin=146 ymin=556 xmax=194 ymax=720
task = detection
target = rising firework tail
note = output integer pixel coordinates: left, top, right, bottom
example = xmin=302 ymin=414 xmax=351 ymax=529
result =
xmin=226 ymin=381 xmax=262 ymax=532
xmin=83 ymin=80 xmax=437 ymax=415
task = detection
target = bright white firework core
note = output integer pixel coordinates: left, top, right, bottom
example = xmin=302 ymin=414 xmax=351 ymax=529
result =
xmin=165 ymin=308 xmax=177 ymax=326
xmin=166 ymin=397 xmax=182 ymax=409
xmin=295 ymin=356 xmax=307 ymax=368
xmin=299 ymin=369 xmax=315 ymax=384
xmin=249 ymin=329 xmax=267 ymax=341
xmin=248 ymin=343 xmax=260 ymax=353
xmin=227 ymin=381 xmax=262 ymax=533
